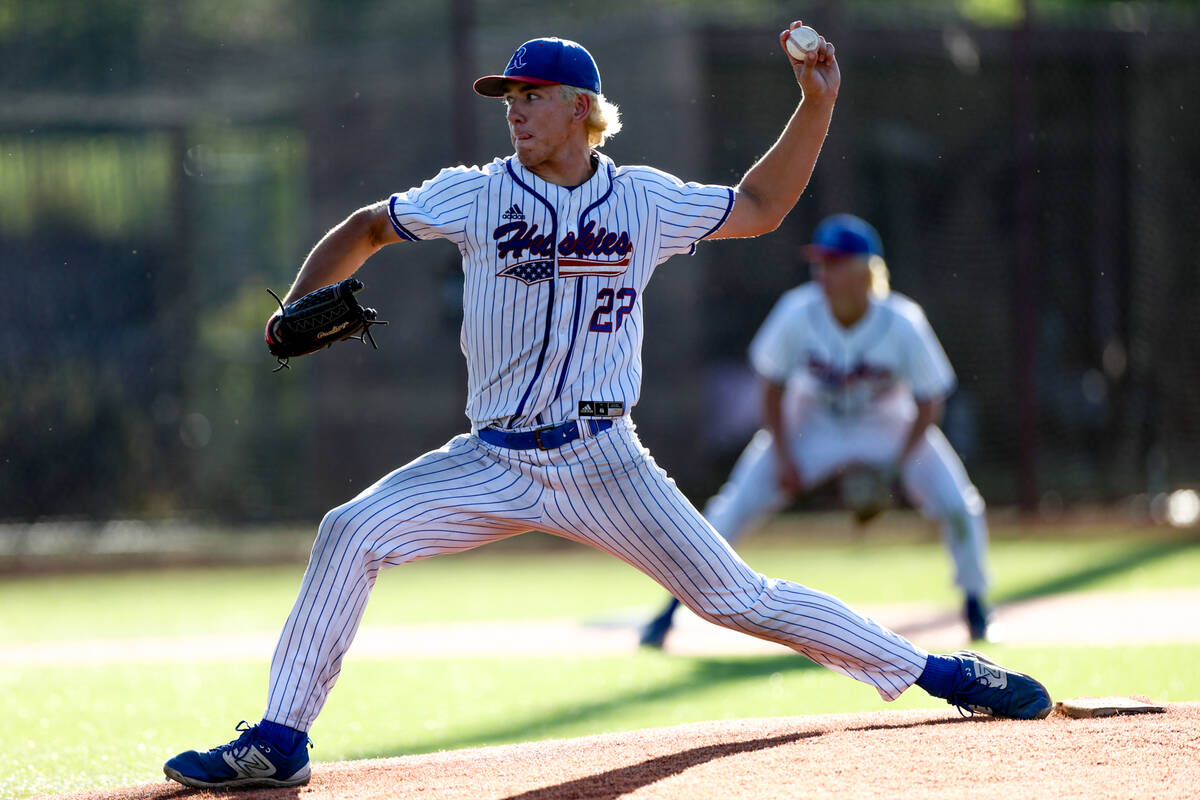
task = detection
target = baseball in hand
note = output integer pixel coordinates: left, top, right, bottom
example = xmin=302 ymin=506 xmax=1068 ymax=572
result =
xmin=785 ymin=26 xmax=820 ymax=59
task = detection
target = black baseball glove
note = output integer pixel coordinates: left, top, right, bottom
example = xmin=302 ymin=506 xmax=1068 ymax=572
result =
xmin=264 ymin=278 xmax=386 ymax=370
xmin=839 ymin=464 xmax=898 ymax=525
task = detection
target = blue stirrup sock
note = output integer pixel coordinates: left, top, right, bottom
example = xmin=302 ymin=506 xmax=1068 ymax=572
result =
xmin=258 ymin=719 xmax=308 ymax=754
xmin=915 ymin=654 xmax=960 ymax=698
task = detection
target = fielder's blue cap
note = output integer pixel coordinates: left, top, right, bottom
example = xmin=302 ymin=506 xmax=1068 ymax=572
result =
xmin=473 ymin=37 xmax=602 ymax=97
xmin=803 ymin=214 xmax=884 ymax=259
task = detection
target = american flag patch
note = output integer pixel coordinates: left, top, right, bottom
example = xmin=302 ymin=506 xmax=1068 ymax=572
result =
xmin=497 ymin=259 xmax=555 ymax=284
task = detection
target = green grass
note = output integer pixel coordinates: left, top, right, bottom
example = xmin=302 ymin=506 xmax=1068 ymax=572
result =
xmin=1 ymin=521 xmax=1198 ymax=799
xmin=4 ymin=524 xmax=1199 ymax=643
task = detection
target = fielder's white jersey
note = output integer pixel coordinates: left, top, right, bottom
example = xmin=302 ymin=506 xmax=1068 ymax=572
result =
xmin=749 ymin=284 xmax=956 ymax=418
xmin=703 ymin=284 xmax=990 ymax=601
xmin=387 ymin=152 xmax=733 ymax=429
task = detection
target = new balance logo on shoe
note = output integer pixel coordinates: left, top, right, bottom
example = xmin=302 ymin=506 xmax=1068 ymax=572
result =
xmin=224 ymin=746 xmax=276 ymax=778
xmin=972 ymin=661 xmax=1008 ymax=690
xmin=502 ymin=204 xmax=525 ymax=220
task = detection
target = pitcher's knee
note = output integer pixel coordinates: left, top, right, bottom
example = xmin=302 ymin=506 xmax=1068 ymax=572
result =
xmin=310 ymin=506 xmax=359 ymax=561
xmin=316 ymin=501 xmax=362 ymax=543
xmin=679 ymin=573 xmax=772 ymax=625
xmin=311 ymin=503 xmax=399 ymax=568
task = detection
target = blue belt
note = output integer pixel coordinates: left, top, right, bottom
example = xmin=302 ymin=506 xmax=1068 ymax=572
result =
xmin=477 ymin=419 xmax=613 ymax=451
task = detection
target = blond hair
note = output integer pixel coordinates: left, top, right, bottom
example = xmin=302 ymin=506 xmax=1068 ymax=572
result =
xmin=560 ymin=85 xmax=622 ymax=147
xmin=868 ymin=255 xmax=891 ymax=298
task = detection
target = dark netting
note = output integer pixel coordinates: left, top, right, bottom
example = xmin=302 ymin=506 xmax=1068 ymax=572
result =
xmin=1 ymin=1 xmax=1197 ymax=520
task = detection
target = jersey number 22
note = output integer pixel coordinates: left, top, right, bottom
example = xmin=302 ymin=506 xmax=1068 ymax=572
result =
xmin=589 ymin=288 xmax=637 ymax=333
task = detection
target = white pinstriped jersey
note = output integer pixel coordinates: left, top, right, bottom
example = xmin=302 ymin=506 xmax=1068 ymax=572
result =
xmin=387 ymin=152 xmax=733 ymax=428
xmin=749 ymin=284 xmax=956 ymax=418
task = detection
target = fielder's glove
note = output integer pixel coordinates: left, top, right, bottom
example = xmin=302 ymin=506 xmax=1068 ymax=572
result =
xmin=264 ymin=278 xmax=386 ymax=370
xmin=839 ymin=464 xmax=898 ymax=525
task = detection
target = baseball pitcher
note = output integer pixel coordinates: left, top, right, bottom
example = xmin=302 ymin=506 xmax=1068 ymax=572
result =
xmin=164 ymin=27 xmax=1050 ymax=791
xmin=640 ymin=214 xmax=993 ymax=650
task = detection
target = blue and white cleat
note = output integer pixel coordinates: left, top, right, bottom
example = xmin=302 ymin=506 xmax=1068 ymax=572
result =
xmin=944 ymin=650 xmax=1053 ymax=720
xmin=164 ymin=721 xmax=312 ymax=789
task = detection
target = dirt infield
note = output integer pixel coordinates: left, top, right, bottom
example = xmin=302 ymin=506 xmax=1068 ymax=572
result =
xmin=42 ymin=703 xmax=1200 ymax=800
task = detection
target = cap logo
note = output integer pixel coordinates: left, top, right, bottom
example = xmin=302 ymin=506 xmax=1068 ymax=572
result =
xmin=507 ymin=46 xmax=528 ymax=72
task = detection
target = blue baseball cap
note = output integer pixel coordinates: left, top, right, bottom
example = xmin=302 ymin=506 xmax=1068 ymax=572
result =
xmin=803 ymin=214 xmax=884 ymax=260
xmin=473 ymin=37 xmax=602 ymax=97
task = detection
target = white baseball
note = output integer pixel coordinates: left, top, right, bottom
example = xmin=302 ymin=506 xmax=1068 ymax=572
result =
xmin=785 ymin=26 xmax=820 ymax=59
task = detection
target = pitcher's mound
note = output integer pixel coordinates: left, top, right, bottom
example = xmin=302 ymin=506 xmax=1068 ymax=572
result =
xmin=45 ymin=702 xmax=1199 ymax=800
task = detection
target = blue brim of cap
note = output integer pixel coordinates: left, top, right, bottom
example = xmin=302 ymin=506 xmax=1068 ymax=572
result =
xmin=473 ymin=74 xmax=561 ymax=97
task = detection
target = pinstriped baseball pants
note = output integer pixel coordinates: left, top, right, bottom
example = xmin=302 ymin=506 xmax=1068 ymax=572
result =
xmin=264 ymin=418 xmax=929 ymax=731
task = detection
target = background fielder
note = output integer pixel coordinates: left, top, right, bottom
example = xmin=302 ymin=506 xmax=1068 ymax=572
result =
xmin=162 ymin=28 xmax=1050 ymax=792
xmin=641 ymin=214 xmax=993 ymax=649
